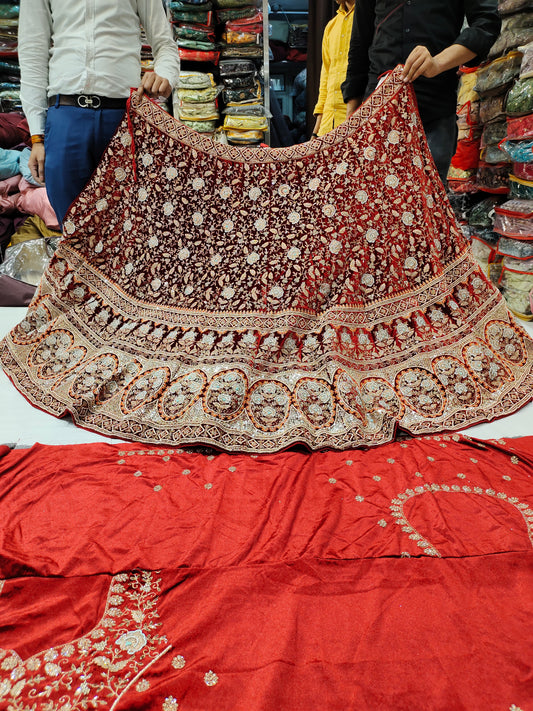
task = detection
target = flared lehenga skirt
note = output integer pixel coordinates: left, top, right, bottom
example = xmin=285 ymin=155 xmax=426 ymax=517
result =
xmin=1 ymin=67 xmax=532 ymax=452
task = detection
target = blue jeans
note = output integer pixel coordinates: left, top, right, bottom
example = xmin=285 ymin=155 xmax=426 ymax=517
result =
xmin=423 ymin=113 xmax=457 ymax=186
xmin=44 ymin=102 xmax=126 ymax=225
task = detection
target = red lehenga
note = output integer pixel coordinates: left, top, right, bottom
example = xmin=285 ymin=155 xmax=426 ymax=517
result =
xmin=0 ymin=434 xmax=532 ymax=710
xmin=1 ymin=67 xmax=532 ymax=451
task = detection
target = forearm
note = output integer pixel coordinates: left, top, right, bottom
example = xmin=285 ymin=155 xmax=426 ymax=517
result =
xmin=433 ymin=44 xmax=477 ymax=74
xmin=18 ymin=0 xmax=52 ymax=135
xmin=139 ymin=0 xmax=180 ymax=89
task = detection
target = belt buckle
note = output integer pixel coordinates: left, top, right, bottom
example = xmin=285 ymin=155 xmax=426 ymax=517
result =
xmin=77 ymin=94 xmax=101 ymax=109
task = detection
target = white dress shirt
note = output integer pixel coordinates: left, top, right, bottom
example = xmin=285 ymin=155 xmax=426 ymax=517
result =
xmin=19 ymin=0 xmax=181 ymax=135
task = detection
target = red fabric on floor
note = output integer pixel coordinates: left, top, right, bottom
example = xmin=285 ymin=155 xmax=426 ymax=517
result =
xmin=0 ymin=434 xmax=532 ymax=709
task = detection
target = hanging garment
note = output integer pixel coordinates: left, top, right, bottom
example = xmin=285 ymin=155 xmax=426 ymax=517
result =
xmin=1 ymin=67 xmax=532 ymax=452
xmin=0 ymin=434 xmax=532 ymax=710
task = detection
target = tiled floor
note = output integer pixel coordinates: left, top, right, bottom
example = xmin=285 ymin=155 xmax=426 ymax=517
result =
xmin=1 ymin=306 xmax=532 ymax=447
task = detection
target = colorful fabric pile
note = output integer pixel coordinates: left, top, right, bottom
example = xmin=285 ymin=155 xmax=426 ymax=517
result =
xmin=173 ymin=71 xmax=220 ymax=135
xmin=0 ymin=67 xmax=532 ymax=450
xmin=0 ymin=0 xmax=19 ymax=113
xmin=168 ymin=0 xmax=220 ymax=64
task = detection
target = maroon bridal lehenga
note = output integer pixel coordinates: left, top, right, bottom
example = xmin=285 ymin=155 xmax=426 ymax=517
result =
xmin=1 ymin=67 xmax=532 ymax=452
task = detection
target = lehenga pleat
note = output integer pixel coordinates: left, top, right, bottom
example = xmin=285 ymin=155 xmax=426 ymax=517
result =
xmin=1 ymin=67 xmax=532 ymax=451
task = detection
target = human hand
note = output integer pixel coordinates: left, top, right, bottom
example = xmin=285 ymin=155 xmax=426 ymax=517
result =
xmin=28 ymin=143 xmax=45 ymax=185
xmin=402 ymin=46 xmax=442 ymax=83
xmin=137 ymin=71 xmax=172 ymax=99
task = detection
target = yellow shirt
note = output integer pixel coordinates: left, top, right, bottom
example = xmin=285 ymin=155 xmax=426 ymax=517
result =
xmin=313 ymin=4 xmax=354 ymax=136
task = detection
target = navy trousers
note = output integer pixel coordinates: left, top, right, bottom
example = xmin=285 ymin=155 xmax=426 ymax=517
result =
xmin=44 ymin=101 xmax=126 ymax=225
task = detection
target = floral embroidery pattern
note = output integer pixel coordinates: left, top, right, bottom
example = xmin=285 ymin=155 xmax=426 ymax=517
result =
xmin=1 ymin=67 xmax=532 ymax=452
xmin=0 ymin=571 xmax=168 ymax=710
xmin=390 ymin=485 xmax=533 ymax=556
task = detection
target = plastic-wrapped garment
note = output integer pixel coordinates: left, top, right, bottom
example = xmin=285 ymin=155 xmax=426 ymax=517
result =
xmin=457 ymin=101 xmax=480 ymax=129
xmin=468 ymin=196 xmax=502 ymax=227
xmin=0 ymin=6 xmax=19 ymax=20
xmin=499 ymin=257 xmax=533 ymax=318
xmin=479 ymin=93 xmax=507 ymax=123
xmin=180 ymin=119 xmax=218 ymax=133
xmin=481 ymin=144 xmax=511 ymax=164
xmin=489 ymin=27 xmax=533 ymax=58
xmin=514 ymin=161 xmax=533 ymax=180
xmin=506 ymin=77 xmax=533 ymax=116
xmin=509 ymin=174 xmax=533 ymax=199
xmin=220 ymin=44 xmax=263 ymax=58
xmin=500 ymin=138 xmax=533 ymax=162
xmin=481 ymin=119 xmax=507 ymax=148
xmin=170 ymin=10 xmax=211 ymax=23
xmin=177 ymin=100 xmax=219 ymax=121
xmin=225 ymin=128 xmax=264 ymax=143
xmin=175 ymin=24 xmax=215 ymax=42
xmin=226 ymin=11 xmax=262 ymax=32
xmin=456 ymin=66 xmax=479 ymax=106
xmin=450 ymin=138 xmax=481 ymax=171
xmin=223 ymin=102 xmax=268 ymax=117
xmin=0 ymin=237 xmax=58 ymax=286
xmin=457 ymin=125 xmax=481 ymax=141
xmin=216 ymin=0 xmax=253 ymax=7
xmin=177 ymin=38 xmax=217 ymax=51
xmin=178 ymin=71 xmax=215 ymax=90
xmin=498 ymin=0 xmax=533 ymax=14
xmin=474 ymin=51 xmax=522 ymax=98
xmin=0 ymin=89 xmax=21 ymax=112
xmin=178 ymin=47 xmax=220 ymax=63
xmin=498 ymin=236 xmax=533 ymax=258
xmin=218 ymin=58 xmax=256 ymax=77
xmin=471 ymin=235 xmax=497 ymax=276
xmin=222 ymin=72 xmax=256 ymax=89
xmin=470 ymin=227 xmax=500 ymax=247
xmin=447 ymin=191 xmax=484 ymax=222
xmin=507 ymin=112 xmax=533 ymax=139
xmin=216 ymin=6 xmax=257 ymax=22
xmin=222 ymin=81 xmax=261 ymax=104
xmin=177 ymin=85 xmax=219 ymax=103
xmin=223 ymin=28 xmax=262 ymax=45
xmin=476 ymin=161 xmax=511 ymax=194
xmin=493 ymin=199 xmax=533 ymax=238
xmin=447 ymin=166 xmax=478 ymax=193
xmin=169 ymin=0 xmax=212 ymax=8
xmin=223 ymin=114 xmax=268 ymax=131
xmin=520 ymin=41 xmax=533 ymax=79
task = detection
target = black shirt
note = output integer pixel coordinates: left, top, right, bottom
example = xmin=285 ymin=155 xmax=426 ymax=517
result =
xmin=341 ymin=0 xmax=501 ymax=124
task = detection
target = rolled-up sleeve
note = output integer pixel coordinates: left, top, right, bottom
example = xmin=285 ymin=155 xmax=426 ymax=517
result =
xmin=454 ymin=0 xmax=501 ymax=61
xmin=341 ymin=0 xmax=375 ymax=103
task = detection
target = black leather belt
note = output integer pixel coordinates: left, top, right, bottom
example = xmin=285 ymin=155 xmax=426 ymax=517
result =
xmin=48 ymin=94 xmax=128 ymax=110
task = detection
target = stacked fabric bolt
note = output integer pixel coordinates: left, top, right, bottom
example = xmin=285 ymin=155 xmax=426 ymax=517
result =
xmin=448 ymin=0 xmax=533 ymax=319
xmin=492 ymin=198 xmax=533 ymax=318
xmin=220 ymin=7 xmax=263 ymax=59
xmin=475 ymin=49 xmax=523 ymax=193
xmin=218 ymin=58 xmax=267 ymax=144
xmin=447 ymin=66 xmax=482 ymax=194
xmin=168 ymin=0 xmax=220 ymax=64
xmin=0 ymin=1 xmax=20 ymax=112
xmin=173 ymin=71 xmax=220 ymax=134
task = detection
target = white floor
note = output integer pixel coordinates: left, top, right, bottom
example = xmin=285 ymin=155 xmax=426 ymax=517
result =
xmin=1 ymin=306 xmax=532 ymax=447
